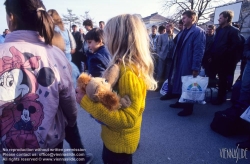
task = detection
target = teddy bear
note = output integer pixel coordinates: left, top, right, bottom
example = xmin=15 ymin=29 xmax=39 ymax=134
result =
xmin=77 ymin=62 xmax=131 ymax=111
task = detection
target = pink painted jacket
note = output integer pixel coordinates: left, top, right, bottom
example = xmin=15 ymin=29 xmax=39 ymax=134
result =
xmin=0 ymin=30 xmax=77 ymax=151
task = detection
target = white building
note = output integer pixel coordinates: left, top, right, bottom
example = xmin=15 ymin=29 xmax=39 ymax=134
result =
xmin=142 ymin=12 xmax=180 ymax=35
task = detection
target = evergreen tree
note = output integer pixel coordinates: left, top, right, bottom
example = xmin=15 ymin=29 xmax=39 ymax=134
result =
xmin=62 ymin=9 xmax=81 ymax=29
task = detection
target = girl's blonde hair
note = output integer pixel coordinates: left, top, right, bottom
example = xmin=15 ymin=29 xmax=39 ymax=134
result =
xmin=104 ymin=14 xmax=157 ymax=90
xmin=47 ymin=9 xmax=64 ymax=31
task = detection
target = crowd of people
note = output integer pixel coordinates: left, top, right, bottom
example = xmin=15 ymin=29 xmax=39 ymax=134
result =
xmin=149 ymin=10 xmax=250 ymax=149
xmin=0 ymin=0 xmax=250 ymax=163
xmin=151 ymin=10 xmax=246 ymax=114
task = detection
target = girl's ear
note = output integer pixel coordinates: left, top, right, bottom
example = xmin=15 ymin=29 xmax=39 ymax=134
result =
xmin=7 ymin=13 xmax=16 ymax=31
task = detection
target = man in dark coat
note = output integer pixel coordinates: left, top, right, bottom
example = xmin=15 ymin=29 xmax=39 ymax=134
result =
xmin=210 ymin=11 xmax=242 ymax=105
xmin=71 ymin=24 xmax=84 ymax=72
xmin=202 ymin=25 xmax=215 ymax=79
xmin=173 ymin=19 xmax=183 ymax=44
xmin=162 ymin=10 xmax=206 ymax=116
xmin=226 ymin=23 xmax=245 ymax=91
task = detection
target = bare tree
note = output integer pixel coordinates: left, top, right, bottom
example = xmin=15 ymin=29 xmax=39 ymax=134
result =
xmin=62 ymin=9 xmax=81 ymax=29
xmin=162 ymin=0 xmax=233 ymax=23
xmin=79 ymin=11 xmax=96 ymax=27
xmin=238 ymin=0 xmax=250 ymax=31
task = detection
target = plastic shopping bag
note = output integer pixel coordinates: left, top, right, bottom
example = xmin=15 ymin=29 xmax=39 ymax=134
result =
xmin=179 ymin=75 xmax=209 ymax=104
xmin=160 ymin=79 xmax=168 ymax=95
xmin=240 ymin=106 xmax=250 ymax=123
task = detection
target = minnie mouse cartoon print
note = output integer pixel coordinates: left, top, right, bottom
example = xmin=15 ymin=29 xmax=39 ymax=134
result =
xmin=0 ymin=46 xmax=55 ymax=149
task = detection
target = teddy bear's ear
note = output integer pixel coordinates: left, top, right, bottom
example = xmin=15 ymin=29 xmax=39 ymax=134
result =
xmin=96 ymin=91 xmax=121 ymax=111
xmin=77 ymin=73 xmax=91 ymax=91
xmin=103 ymin=64 xmax=120 ymax=88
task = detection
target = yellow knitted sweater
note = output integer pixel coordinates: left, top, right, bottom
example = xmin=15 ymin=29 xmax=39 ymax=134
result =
xmin=80 ymin=65 xmax=147 ymax=154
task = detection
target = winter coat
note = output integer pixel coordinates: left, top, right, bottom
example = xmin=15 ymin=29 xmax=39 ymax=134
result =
xmin=170 ymin=24 xmax=206 ymax=94
xmin=86 ymin=45 xmax=111 ymax=77
xmin=157 ymin=33 xmax=176 ymax=60
xmin=0 ymin=31 xmax=77 ymax=154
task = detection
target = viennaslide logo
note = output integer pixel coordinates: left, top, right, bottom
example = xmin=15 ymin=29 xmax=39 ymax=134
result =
xmin=219 ymin=145 xmax=248 ymax=163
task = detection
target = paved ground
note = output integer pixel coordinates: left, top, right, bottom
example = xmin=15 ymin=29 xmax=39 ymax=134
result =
xmin=1 ymin=64 xmax=250 ymax=164
xmin=62 ymin=64 xmax=250 ymax=164
xmin=64 ymin=91 xmax=249 ymax=164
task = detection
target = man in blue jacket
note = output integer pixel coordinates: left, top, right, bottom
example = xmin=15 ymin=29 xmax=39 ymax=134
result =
xmin=163 ymin=10 xmax=206 ymax=116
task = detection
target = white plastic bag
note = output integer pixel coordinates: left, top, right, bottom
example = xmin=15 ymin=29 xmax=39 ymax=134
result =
xmin=160 ymin=79 xmax=168 ymax=95
xmin=240 ymin=106 xmax=250 ymax=123
xmin=179 ymin=75 xmax=209 ymax=104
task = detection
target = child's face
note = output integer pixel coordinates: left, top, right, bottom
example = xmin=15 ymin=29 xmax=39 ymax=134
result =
xmin=99 ymin=23 xmax=105 ymax=29
xmin=87 ymin=40 xmax=102 ymax=53
xmin=85 ymin=25 xmax=92 ymax=32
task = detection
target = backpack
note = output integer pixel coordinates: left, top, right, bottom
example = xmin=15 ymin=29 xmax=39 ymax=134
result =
xmin=205 ymin=87 xmax=218 ymax=103
xmin=210 ymin=106 xmax=247 ymax=137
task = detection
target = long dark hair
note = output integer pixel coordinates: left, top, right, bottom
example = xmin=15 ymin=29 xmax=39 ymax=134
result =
xmin=4 ymin=0 xmax=54 ymax=45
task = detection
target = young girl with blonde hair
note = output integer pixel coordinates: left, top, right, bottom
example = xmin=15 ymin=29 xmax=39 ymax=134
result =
xmin=76 ymin=14 xmax=157 ymax=164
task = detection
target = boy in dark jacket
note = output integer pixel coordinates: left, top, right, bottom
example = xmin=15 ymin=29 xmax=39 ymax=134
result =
xmin=85 ymin=28 xmax=111 ymax=77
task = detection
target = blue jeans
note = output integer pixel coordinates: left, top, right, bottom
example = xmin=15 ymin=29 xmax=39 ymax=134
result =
xmin=65 ymin=53 xmax=72 ymax=62
xmin=239 ymin=60 xmax=250 ymax=104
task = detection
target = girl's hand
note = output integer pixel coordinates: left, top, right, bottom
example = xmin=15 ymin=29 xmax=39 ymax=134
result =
xmin=75 ymin=87 xmax=85 ymax=104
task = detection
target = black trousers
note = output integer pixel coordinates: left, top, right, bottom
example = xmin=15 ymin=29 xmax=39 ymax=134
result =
xmin=72 ymin=51 xmax=85 ymax=72
xmin=65 ymin=122 xmax=86 ymax=164
xmin=210 ymin=58 xmax=231 ymax=100
xmin=204 ymin=62 xmax=215 ymax=79
xmin=176 ymin=94 xmax=194 ymax=110
xmin=102 ymin=144 xmax=132 ymax=164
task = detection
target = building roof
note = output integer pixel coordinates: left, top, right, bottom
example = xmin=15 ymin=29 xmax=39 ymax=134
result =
xmin=142 ymin=12 xmax=167 ymax=22
xmin=134 ymin=14 xmax=142 ymax=19
xmin=143 ymin=12 xmax=180 ymax=34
